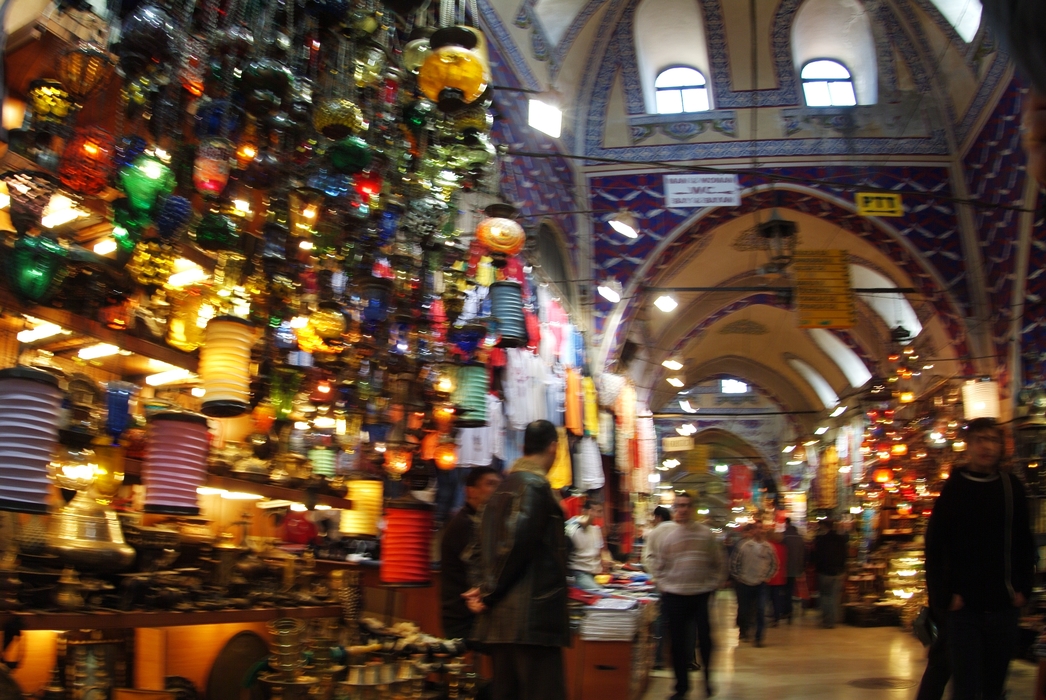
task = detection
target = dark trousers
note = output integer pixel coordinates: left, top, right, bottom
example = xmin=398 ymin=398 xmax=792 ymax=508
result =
xmin=916 ymin=609 xmax=950 ymax=700
xmin=653 ymin=598 xmax=666 ymax=665
xmin=736 ymin=583 xmax=766 ymax=642
xmin=948 ymin=606 xmax=1019 ymax=700
xmin=770 ymin=584 xmax=790 ymax=621
xmin=490 ymin=644 xmax=566 ymax=700
xmin=662 ymin=591 xmax=713 ymax=696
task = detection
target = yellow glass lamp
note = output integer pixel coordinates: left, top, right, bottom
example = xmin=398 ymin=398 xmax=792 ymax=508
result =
xmin=434 ymin=441 xmax=458 ymax=471
xmin=476 ymin=215 xmax=525 ymax=256
xmin=418 ymin=40 xmax=490 ymax=112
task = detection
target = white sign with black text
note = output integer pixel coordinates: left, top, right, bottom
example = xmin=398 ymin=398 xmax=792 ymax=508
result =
xmin=664 ymin=173 xmax=741 ymax=208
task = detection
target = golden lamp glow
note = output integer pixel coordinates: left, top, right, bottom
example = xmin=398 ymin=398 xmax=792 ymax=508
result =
xmin=873 ymin=468 xmax=894 ymax=484
xmin=891 ymin=443 xmax=908 ymax=456
xmin=899 ymin=391 xmax=915 ymax=404
xmin=434 ymin=442 xmax=458 ymax=471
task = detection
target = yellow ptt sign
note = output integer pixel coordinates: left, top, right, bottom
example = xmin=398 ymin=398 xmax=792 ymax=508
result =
xmin=856 ymin=192 xmax=904 ymax=217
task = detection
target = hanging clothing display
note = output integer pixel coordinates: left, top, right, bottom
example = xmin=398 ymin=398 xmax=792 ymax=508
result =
xmin=564 ymin=368 xmax=583 ymax=436
xmin=487 ymin=393 xmax=505 ymax=461
xmin=547 ymin=427 xmax=573 ymax=490
xmin=582 ymin=376 xmax=600 ymax=438
xmin=635 ymin=412 xmax=657 ymax=494
xmin=574 ymin=437 xmax=605 ymax=491
xmin=598 ymin=411 xmax=616 ymax=455
xmin=457 ymin=426 xmax=493 ymax=467
xmin=600 ymin=372 xmax=627 ymax=408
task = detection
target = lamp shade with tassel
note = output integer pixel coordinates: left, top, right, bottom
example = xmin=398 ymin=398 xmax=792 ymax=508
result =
xmin=962 ymin=380 xmax=1001 ymax=420
xmin=452 ymin=363 xmax=488 ymax=427
xmin=0 ymin=367 xmax=62 ymax=514
xmin=381 ymin=498 xmax=434 ymax=585
xmin=143 ymin=411 xmax=210 ymax=515
xmin=340 ymin=479 xmax=383 ymax=536
xmin=200 ymin=316 xmax=255 ymax=417
xmin=489 ymin=281 xmax=527 ymax=348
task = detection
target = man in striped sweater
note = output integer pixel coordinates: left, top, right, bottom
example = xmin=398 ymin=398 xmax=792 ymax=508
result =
xmin=651 ymin=491 xmax=725 ymax=699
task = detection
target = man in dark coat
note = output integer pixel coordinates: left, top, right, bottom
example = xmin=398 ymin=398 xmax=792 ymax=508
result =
xmin=440 ymin=466 xmax=501 ymax=640
xmin=925 ymin=417 xmax=1036 ymax=700
xmin=465 ymin=420 xmax=569 ymax=700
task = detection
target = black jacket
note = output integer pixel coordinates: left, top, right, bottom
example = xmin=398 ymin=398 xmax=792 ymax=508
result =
xmin=441 ymin=502 xmax=479 ymax=640
xmin=812 ymin=530 xmax=848 ymax=576
xmin=925 ymin=468 xmax=1036 ymax=613
xmin=475 ymin=460 xmax=569 ymax=647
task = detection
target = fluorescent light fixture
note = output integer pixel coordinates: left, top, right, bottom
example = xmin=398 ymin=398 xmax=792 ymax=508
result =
xmin=146 ymin=368 xmax=197 ymax=386
xmin=315 ymin=504 xmax=332 ymax=511
xmin=93 ymin=238 xmax=117 ymax=255
xmin=803 ymin=439 xmax=819 ymax=446
xmin=850 ymin=506 xmax=864 ymax=514
xmin=786 ymin=460 xmax=803 ymax=466
xmin=232 ymin=199 xmax=252 ymax=216
xmin=148 ymin=358 xmax=177 ymax=371
xmin=191 ymin=387 xmax=206 ymax=397
xmin=196 ymin=487 xmax=227 ymax=496
xmin=597 ymin=280 xmax=622 ymax=303
xmin=293 ymin=421 xmax=311 ymax=430
xmin=715 ymin=464 xmax=729 ymax=473
xmin=782 ymin=445 xmax=796 ymax=453
xmin=528 ymin=97 xmax=562 ymax=138
xmin=839 ymin=465 xmax=852 ymax=473
xmin=662 ymin=359 xmax=683 ymax=371
xmin=648 ymin=473 xmax=660 ymax=483
xmin=815 ymin=426 xmax=829 ymax=435
xmin=697 ymin=508 xmax=710 ymax=515
xmin=608 ymin=209 xmax=639 ymax=238
xmin=667 ymin=377 xmax=684 ymax=388
xmin=17 ymin=320 xmax=65 ymax=343
xmin=663 ymin=458 xmax=680 ymax=469
xmin=313 ymin=416 xmax=336 ymax=429
xmin=653 ymin=295 xmax=678 ymax=312
xmin=830 ymin=406 xmax=846 ymax=418
xmin=679 ymin=399 xmax=698 ymax=413
xmin=721 ymin=379 xmax=748 ymax=394
xmin=290 ymin=502 xmax=308 ymax=512
xmin=78 ymin=343 xmax=121 ymax=360
xmin=299 ymin=239 xmax=314 ymax=250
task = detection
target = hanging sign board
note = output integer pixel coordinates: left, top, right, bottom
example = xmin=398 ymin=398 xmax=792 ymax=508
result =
xmin=855 ymin=192 xmax=904 ymax=217
xmin=664 ymin=174 xmax=741 ymax=208
xmin=662 ymin=435 xmax=695 ymax=452
xmin=793 ymin=249 xmax=855 ymax=329
xmin=680 ymin=444 xmax=710 ymax=474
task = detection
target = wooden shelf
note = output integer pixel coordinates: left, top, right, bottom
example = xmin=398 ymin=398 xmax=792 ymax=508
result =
xmin=0 ymin=287 xmax=199 ymax=373
xmin=204 ymin=474 xmax=353 ymax=510
xmin=0 ymin=604 xmax=342 ymax=631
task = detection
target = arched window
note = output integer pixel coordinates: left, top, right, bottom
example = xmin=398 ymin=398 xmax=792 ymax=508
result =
xmin=655 ymin=67 xmax=710 ymax=114
xmin=792 ymin=0 xmax=877 ymax=105
xmin=635 ymin=0 xmax=712 ymax=114
xmin=801 ymin=60 xmax=857 ymax=107
xmin=927 ymin=0 xmax=982 ymax=42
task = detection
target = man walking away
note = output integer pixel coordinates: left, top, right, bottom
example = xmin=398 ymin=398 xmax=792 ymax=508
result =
xmin=925 ymin=417 xmax=1036 ymax=700
xmin=466 ymin=420 xmax=569 ymax=700
xmin=652 ymin=491 xmax=724 ymax=699
xmin=440 ymin=466 xmax=501 ymax=640
xmin=731 ymin=522 xmax=777 ymax=647
xmin=782 ymin=517 xmax=805 ymax=622
xmin=812 ymin=517 xmax=848 ymax=629
xmin=641 ymin=506 xmax=672 ymax=669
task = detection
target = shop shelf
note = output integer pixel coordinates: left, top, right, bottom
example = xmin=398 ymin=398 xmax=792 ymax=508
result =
xmin=0 ymin=604 xmax=343 ymax=631
xmin=203 ymin=474 xmax=353 ymax=510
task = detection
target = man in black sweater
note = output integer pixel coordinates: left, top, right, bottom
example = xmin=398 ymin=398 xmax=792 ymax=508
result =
xmin=925 ymin=418 xmax=1036 ymax=700
xmin=812 ymin=517 xmax=848 ymax=628
xmin=440 ymin=466 xmax=501 ymax=640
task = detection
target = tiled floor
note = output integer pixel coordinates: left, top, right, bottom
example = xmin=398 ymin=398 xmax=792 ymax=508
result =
xmin=641 ymin=592 xmax=1038 ymax=699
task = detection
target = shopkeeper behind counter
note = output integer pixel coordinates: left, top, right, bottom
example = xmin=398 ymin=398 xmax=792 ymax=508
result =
xmin=565 ymin=499 xmax=615 ymax=590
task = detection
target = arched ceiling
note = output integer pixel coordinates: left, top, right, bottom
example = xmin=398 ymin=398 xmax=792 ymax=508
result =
xmin=630 ymin=206 xmax=964 ymax=418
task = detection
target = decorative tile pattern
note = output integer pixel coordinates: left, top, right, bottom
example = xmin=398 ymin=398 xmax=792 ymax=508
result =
xmin=484 ymin=37 xmax=581 ymax=266
xmin=1022 ymin=200 xmax=1046 ymax=385
xmin=963 ymin=79 xmax=1030 ymax=397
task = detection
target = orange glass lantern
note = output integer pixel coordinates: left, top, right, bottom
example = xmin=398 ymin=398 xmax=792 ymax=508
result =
xmin=433 ymin=403 xmax=456 ymax=432
xmin=384 ymin=443 xmax=414 ymax=479
xmin=873 ymin=467 xmax=893 ymax=484
xmin=434 ymin=441 xmax=458 ymax=471
xmin=891 ymin=443 xmax=908 ymax=456
xmin=58 ymin=127 xmax=115 ymax=195
xmin=476 ymin=206 xmax=525 ymax=256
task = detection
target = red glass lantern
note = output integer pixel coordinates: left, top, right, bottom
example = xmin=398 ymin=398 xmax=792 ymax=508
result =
xmin=193 ymin=137 xmax=234 ymax=197
xmin=58 ymin=127 xmax=115 ymax=195
xmin=381 ymin=498 xmax=434 ymax=585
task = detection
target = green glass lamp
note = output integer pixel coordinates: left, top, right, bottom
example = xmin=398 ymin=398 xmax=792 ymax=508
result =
xmin=327 ymin=136 xmax=373 ymax=175
xmin=6 ymin=234 xmax=69 ymax=303
xmin=194 ymin=209 xmax=240 ymax=252
xmin=118 ymin=155 xmax=175 ymax=213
